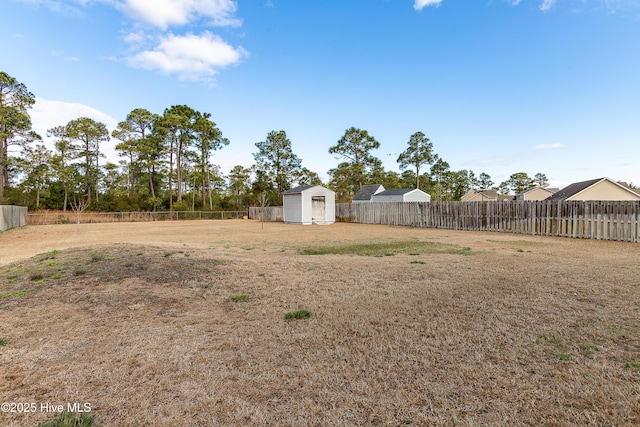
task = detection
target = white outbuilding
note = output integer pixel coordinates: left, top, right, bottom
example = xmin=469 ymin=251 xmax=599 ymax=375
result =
xmin=371 ymin=188 xmax=431 ymax=203
xmin=282 ymin=185 xmax=336 ymax=225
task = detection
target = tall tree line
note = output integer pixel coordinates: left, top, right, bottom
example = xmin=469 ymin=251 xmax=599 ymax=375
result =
xmin=1 ymin=71 xmax=554 ymax=211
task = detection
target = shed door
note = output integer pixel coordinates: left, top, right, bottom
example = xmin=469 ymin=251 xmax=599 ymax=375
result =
xmin=311 ymin=196 xmax=325 ymax=221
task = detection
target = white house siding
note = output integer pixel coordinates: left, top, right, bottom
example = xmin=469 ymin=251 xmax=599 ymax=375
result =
xmin=403 ymin=190 xmax=431 ymax=202
xmin=283 ymin=194 xmax=303 ymax=223
xmin=371 ymin=194 xmax=402 ymax=203
xmin=371 ymin=190 xmax=430 ymax=203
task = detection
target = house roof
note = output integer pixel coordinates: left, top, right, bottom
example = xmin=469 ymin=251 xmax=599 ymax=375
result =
xmin=281 ymin=185 xmax=317 ymax=195
xmin=480 ymin=189 xmax=499 ymax=199
xmin=546 ymin=178 xmax=603 ymax=201
xmin=374 ymin=188 xmax=428 ymax=197
xmin=353 ymin=184 xmax=385 ymax=200
xmin=375 ymin=189 xmax=419 ymax=196
xmin=519 ymin=186 xmax=556 ymax=195
xmin=546 ymin=178 xmax=640 ymax=201
xmin=462 ymin=189 xmax=498 ymax=201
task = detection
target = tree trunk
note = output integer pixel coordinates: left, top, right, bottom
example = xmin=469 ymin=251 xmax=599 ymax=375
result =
xmin=0 ymin=138 xmax=6 ymax=200
xmin=63 ymin=183 xmax=68 ymax=212
xmin=169 ymin=143 xmax=174 ymax=212
xmin=176 ymin=139 xmax=182 ymax=202
xmin=192 ymin=176 xmax=196 ymax=211
xmin=95 ymin=142 xmax=100 ymax=205
xmin=207 ymin=167 xmax=213 ymax=210
xmin=148 ymin=165 xmax=155 ymax=199
xmin=129 ymin=152 xmax=135 ymax=198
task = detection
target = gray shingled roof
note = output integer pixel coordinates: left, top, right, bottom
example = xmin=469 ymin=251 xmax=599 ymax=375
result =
xmin=353 ymin=184 xmax=384 ymax=201
xmin=281 ymin=185 xmax=316 ymax=195
xmin=546 ymin=178 xmax=604 ymax=201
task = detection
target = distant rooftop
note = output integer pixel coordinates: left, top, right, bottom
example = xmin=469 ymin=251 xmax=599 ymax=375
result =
xmin=375 ymin=189 xmax=416 ymax=196
xmin=353 ymin=184 xmax=385 ymax=201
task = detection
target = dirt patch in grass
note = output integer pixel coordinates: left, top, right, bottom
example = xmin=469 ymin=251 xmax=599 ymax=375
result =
xmin=1 ymin=245 xmax=220 ymax=307
xmin=1 ymin=221 xmax=639 ymax=426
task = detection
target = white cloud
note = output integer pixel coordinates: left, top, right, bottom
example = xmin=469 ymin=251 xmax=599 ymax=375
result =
xmin=540 ymin=0 xmax=556 ymax=12
xmin=30 ymin=98 xmax=120 ymax=161
xmin=118 ymin=0 xmax=241 ymax=30
xmin=413 ymin=0 xmax=442 ymax=11
xmin=123 ymin=30 xmax=147 ymax=46
xmin=31 ymin=98 xmax=118 ymax=136
xmin=127 ymin=31 xmax=247 ymax=80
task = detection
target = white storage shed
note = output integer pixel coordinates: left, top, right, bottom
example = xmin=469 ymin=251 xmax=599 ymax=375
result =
xmin=282 ymin=185 xmax=336 ymax=225
xmin=371 ymin=189 xmax=431 ymax=203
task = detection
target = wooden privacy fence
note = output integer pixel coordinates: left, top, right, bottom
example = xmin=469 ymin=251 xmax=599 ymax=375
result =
xmin=248 ymin=206 xmax=284 ymax=222
xmin=336 ymin=201 xmax=640 ymax=242
xmin=27 ymin=210 xmax=247 ymax=225
xmin=1 ymin=205 xmax=27 ymax=231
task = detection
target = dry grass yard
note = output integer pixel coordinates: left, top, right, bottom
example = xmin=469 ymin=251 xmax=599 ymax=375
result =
xmin=1 ymin=220 xmax=639 ymax=426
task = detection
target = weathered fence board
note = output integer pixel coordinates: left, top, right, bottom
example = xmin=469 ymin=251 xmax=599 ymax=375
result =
xmin=1 ymin=205 xmax=28 ymax=231
xmin=248 ymin=206 xmax=284 ymax=222
xmin=27 ymin=211 xmax=247 ymax=225
xmin=335 ymin=201 xmax=640 ymax=243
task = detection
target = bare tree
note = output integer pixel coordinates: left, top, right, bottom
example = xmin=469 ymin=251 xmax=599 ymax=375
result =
xmin=258 ymin=191 xmax=270 ymax=230
xmin=70 ymin=193 xmax=90 ymax=231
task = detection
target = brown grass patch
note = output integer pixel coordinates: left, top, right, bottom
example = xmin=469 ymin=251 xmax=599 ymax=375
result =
xmin=0 ymin=221 xmax=639 ymax=425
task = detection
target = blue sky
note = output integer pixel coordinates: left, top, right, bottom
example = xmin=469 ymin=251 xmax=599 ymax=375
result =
xmin=4 ymin=0 xmax=640 ymax=189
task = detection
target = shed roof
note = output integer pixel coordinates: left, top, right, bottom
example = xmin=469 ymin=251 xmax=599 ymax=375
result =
xmin=353 ymin=184 xmax=385 ymax=201
xmin=281 ymin=185 xmax=317 ymax=195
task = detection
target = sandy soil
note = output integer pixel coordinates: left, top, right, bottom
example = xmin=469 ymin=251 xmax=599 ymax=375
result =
xmin=1 ymin=220 xmax=639 ymax=426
